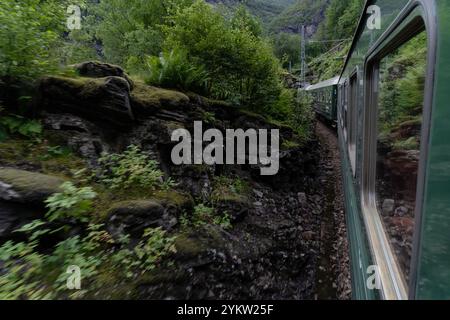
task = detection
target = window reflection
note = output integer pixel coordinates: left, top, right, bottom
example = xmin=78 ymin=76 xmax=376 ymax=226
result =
xmin=376 ymin=31 xmax=427 ymax=282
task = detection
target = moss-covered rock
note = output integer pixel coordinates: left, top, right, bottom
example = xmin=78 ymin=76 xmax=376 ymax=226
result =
xmin=130 ymin=82 xmax=190 ymax=117
xmin=106 ymin=199 xmax=178 ymax=240
xmin=152 ymin=190 xmax=194 ymax=212
xmin=0 ymin=168 xmax=64 ymax=204
xmin=174 ymin=226 xmax=225 ymax=261
xmin=39 ymin=75 xmax=134 ymax=127
xmin=73 ymin=61 xmax=134 ymax=90
xmin=174 ymin=232 xmax=208 ymax=260
xmin=0 ymin=138 xmax=86 ymax=178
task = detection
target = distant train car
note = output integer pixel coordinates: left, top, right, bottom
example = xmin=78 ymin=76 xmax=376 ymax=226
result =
xmin=337 ymin=0 xmax=450 ymax=300
xmin=306 ymin=76 xmax=339 ymax=125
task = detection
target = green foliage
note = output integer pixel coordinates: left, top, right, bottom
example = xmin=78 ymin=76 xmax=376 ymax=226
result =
xmin=45 ymin=182 xmax=97 ymax=222
xmin=98 ymin=145 xmax=168 ymax=190
xmin=89 ymin=0 xmax=194 ymax=68
xmin=0 ymin=218 xmax=176 ymax=299
xmin=392 ymin=137 xmax=419 ymax=151
xmin=0 ymin=0 xmax=85 ymax=80
xmin=317 ymin=0 xmax=364 ymax=45
xmin=0 ymin=240 xmax=48 ymax=300
xmin=291 ymin=92 xmax=315 ymax=141
xmin=181 ymin=204 xmax=232 ymax=230
xmin=308 ymin=43 xmax=350 ymax=83
xmin=211 ymin=175 xmax=249 ymax=202
xmin=144 ymin=48 xmax=209 ymax=93
xmin=202 ymin=111 xmax=217 ymax=125
xmin=164 ymin=0 xmax=284 ymax=111
xmin=0 ymin=223 xmax=111 ymax=300
xmin=0 ymin=115 xmax=42 ymax=141
xmin=117 ymin=228 xmax=177 ymax=276
xmin=307 ymin=0 xmax=363 ymax=82
xmin=272 ymin=33 xmax=301 ymax=68
xmin=379 ymin=32 xmax=427 ymax=139
xmin=215 ymin=0 xmax=296 ymax=27
xmin=213 ymin=213 xmax=232 ymax=230
xmin=268 ymin=0 xmax=327 ymax=34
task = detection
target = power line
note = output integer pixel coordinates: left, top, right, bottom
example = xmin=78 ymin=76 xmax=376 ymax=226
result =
xmin=307 ymin=38 xmax=353 ymax=43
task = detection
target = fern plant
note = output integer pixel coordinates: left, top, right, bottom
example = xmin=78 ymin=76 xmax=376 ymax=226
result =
xmin=144 ymin=48 xmax=209 ymax=93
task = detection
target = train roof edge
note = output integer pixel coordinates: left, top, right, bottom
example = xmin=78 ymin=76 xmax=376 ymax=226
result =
xmin=305 ymin=76 xmax=340 ymax=91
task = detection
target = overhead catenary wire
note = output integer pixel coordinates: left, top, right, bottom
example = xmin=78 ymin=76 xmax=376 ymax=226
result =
xmin=307 ymin=38 xmax=353 ymax=43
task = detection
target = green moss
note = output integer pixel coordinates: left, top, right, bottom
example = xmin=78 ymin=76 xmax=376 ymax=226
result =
xmin=174 ymin=226 xmax=224 ymax=259
xmin=174 ymin=232 xmax=207 ymax=259
xmin=92 ymin=186 xmax=193 ymax=221
xmin=108 ymin=200 xmax=162 ymax=213
xmin=152 ymin=190 xmax=194 ymax=209
xmin=0 ymin=137 xmax=86 ymax=179
xmin=185 ymin=92 xmax=231 ymax=109
xmin=131 ymin=81 xmax=190 ymax=110
xmin=0 ymin=168 xmax=65 ymax=197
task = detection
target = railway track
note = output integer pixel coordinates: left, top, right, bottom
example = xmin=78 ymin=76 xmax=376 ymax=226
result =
xmin=315 ymin=121 xmax=351 ymax=300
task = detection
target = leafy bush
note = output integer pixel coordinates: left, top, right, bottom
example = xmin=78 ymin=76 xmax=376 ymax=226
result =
xmin=0 ymin=219 xmax=176 ymax=299
xmin=211 ymin=175 xmax=249 ymax=201
xmin=0 ymin=0 xmax=84 ymax=80
xmin=89 ymin=0 xmax=194 ymax=67
xmin=122 ymin=228 xmax=177 ymax=275
xmin=291 ymin=92 xmax=315 ymax=142
xmin=164 ymin=0 xmax=285 ymax=111
xmin=45 ymin=182 xmax=97 ymax=223
xmin=98 ymin=145 xmax=171 ymax=190
xmin=0 ymin=223 xmax=110 ymax=300
xmin=0 ymin=115 xmax=42 ymax=141
xmin=181 ymin=204 xmax=232 ymax=230
xmin=144 ymin=48 xmax=209 ymax=93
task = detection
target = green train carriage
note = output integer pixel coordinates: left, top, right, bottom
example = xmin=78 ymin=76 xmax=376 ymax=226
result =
xmin=306 ymin=76 xmax=339 ymax=124
xmin=337 ymin=0 xmax=450 ymax=300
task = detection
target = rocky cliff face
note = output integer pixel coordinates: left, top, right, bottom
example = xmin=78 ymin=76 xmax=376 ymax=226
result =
xmin=206 ymin=0 xmax=328 ymax=37
xmin=268 ymin=0 xmax=329 ymax=37
xmin=0 ymin=61 xmax=334 ymax=299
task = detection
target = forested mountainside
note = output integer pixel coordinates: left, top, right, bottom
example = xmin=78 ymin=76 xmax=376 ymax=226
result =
xmin=206 ymin=0 xmax=297 ymax=25
xmin=307 ymin=0 xmax=365 ymax=82
xmin=268 ymin=0 xmax=329 ymax=36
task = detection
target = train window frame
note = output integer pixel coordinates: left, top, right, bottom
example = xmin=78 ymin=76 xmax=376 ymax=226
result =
xmin=343 ymin=80 xmax=349 ymax=142
xmin=361 ymin=1 xmax=436 ymax=300
xmin=340 ymin=84 xmax=345 ymax=128
xmin=348 ymin=67 xmax=359 ymax=176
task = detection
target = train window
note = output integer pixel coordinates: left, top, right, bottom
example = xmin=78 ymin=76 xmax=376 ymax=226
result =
xmin=348 ymin=71 xmax=358 ymax=174
xmin=343 ymin=81 xmax=349 ymax=141
xmin=375 ymin=31 xmax=427 ymax=283
xmin=339 ymin=85 xmax=345 ymax=128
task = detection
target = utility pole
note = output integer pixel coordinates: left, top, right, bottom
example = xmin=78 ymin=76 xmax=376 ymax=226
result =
xmin=300 ymin=25 xmax=307 ymax=89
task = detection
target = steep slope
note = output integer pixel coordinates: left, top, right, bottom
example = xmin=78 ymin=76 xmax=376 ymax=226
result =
xmin=268 ymin=0 xmax=329 ymax=36
xmin=206 ymin=0 xmax=297 ymax=25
